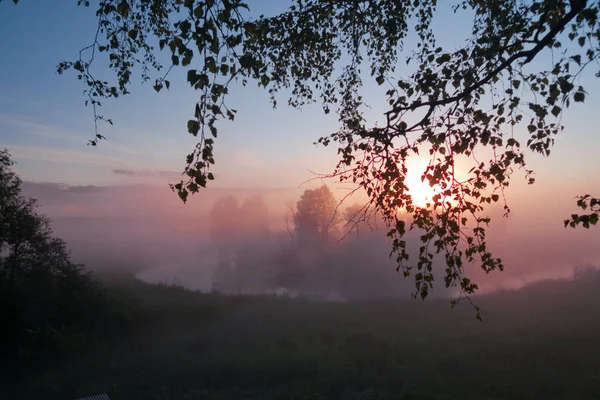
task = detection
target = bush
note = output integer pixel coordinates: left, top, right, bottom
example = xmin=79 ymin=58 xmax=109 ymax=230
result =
xmin=0 ymin=150 xmax=113 ymax=373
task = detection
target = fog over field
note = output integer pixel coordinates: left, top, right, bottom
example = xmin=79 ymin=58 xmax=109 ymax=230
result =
xmin=21 ymin=180 xmax=600 ymax=299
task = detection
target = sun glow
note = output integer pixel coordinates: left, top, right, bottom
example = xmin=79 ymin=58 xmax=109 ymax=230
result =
xmin=404 ymin=157 xmax=441 ymax=208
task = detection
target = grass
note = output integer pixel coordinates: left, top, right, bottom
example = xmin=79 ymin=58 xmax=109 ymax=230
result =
xmin=4 ymin=274 xmax=600 ymax=400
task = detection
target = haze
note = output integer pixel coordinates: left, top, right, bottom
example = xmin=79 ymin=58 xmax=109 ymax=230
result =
xmin=17 ymin=179 xmax=599 ymax=298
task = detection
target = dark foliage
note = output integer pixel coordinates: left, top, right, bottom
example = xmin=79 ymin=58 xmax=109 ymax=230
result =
xmin=0 ymin=150 xmax=119 ymax=373
xmin=4 ymin=274 xmax=599 ymax=400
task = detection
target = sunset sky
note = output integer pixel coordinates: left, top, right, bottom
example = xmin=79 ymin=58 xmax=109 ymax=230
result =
xmin=1 ymin=1 xmax=599 ymax=284
xmin=1 ymin=1 xmax=598 ymax=189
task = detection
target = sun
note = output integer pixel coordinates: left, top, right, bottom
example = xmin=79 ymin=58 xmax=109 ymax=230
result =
xmin=405 ymin=171 xmax=437 ymax=207
xmin=403 ymin=158 xmax=439 ymax=208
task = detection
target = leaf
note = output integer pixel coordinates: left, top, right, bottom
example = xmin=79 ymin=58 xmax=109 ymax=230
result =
xmin=187 ymin=70 xmax=200 ymax=86
xmin=180 ymin=20 xmax=191 ymax=35
xmin=239 ymin=54 xmax=255 ymax=69
xmin=436 ymin=53 xmax=451 ymax=64
xmin=574 ymin=91 xmax=585 ymax=102
xmin=220 ymin=64 xmax=229 ymax=75
xmin=188 ymin=182 xmax=199 ymax=193
xmin=194 ymin=5 xmax=204 ymax=19
xmin=209 ymin=124 xmax=217 ymax=138
xmin=117 ymin=0 xmax=129 ymax=17
xmin=187 ymin=120 xmax=200 ymax=135
xmin=178 ymin=188 xmax=189 ymax=203
xmin=260 ymin=74 xmax=270 ymax=87
xmin=196 ymin=175 xmax=207 ymax=188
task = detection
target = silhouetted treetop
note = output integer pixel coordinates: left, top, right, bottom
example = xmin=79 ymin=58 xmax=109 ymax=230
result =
xmin=0 ymin=150 xmax=106 ymax=363
xmin=294 ymin=185 xmax=337 ymax=247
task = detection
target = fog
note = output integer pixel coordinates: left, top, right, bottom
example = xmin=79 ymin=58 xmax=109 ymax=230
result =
xmin=21 ymin=180 xmax=600 ymax=300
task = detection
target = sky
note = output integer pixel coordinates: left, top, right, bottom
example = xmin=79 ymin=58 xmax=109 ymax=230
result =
xmin=1 ymin=1 xmax=599 ymax=287
xmin=1 ymin=1 xmax=598 ymax=190
xmin=0 ymin=0 xmax=345 ymax=189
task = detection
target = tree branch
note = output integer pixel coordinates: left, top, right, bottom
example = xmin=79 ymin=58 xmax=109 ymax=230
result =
xmin=386 ymin=1 xmax=587 ymax=119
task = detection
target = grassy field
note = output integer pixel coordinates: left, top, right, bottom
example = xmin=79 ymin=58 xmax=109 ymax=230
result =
xmin=4 ymin=274 xmax=600 ymax=400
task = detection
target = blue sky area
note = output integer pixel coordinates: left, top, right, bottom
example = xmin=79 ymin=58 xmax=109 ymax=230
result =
xmin=0 ymin=0 xmax=598 ymax=197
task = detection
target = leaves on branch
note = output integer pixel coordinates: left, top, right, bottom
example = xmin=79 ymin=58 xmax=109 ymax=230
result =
xmin=565 ymin=195 xmax=600 ymax=229
xmin=51 ymin=0 xmax=600 ymax=314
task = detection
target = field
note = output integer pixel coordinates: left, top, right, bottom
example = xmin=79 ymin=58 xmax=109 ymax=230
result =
xmin=4 ymin=275 xmax=600 ymax=400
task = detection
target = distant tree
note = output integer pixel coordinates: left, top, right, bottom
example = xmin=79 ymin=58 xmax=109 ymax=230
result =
xmin=239 ymin=195 xmax=270 ymax=238
xmin=0 ymin=150 xmax=106 ymax=366
xmin=231 ymin=196 xmax=272 ymax=293
xmin=571 ymin=262 xmax=597 ymax=280
xmin=266 ymin=186 xmax=339 ymax=292
xmin=343 ymin=204 xmax=363 ymax=238
xmin=7 ymin=0 xmax=600 ymax=308
xmin=209 ymin=196 xmax=239 ymax=292
xmin=270 ymin=240 xmax=306 ymax=292
xmin=209 ymin=195 xmax=239 ymax=245
xmin=294 ymin=185 xmax=338 ymax=247
xmin=209 ymin=194 xmax=271 ymax=293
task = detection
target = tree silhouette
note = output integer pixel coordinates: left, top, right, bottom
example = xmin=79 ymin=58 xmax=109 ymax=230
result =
xmin=294 ymin=185 xmax=338 ymax=248
xmin=0 ymin=150 xmax=105 ymax=364
xmin=209 ymin=194 xmax=271 ymax=293
xmin=209 ymin=196 xmax=239 ymax=292
xmin=209 ymin=196 xmax=239 ymax=246
xmin=239 ymin=195 xmax=270 ymax=238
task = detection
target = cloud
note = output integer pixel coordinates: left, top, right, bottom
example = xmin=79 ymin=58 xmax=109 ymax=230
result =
xmin=19 ymin=182 xmax=112 ymax=208
xmin=112 ymin=169 xmax=138 ymax=177
xmin=6 ymin=144 xmax=135 ymax=168
xmin=0 ymin=115 xmax=141 ymax=155
xmin=67 ymin=185 xmax=109 ymax=194
xmin=22 ymin=181 xmax=109 ymax=195
xmin=111 ymin=169 xmax=182 ymax=179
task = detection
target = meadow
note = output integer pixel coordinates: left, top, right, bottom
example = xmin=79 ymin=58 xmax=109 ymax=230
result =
xmin=4 ymin=273 xmax=600 ymax=400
